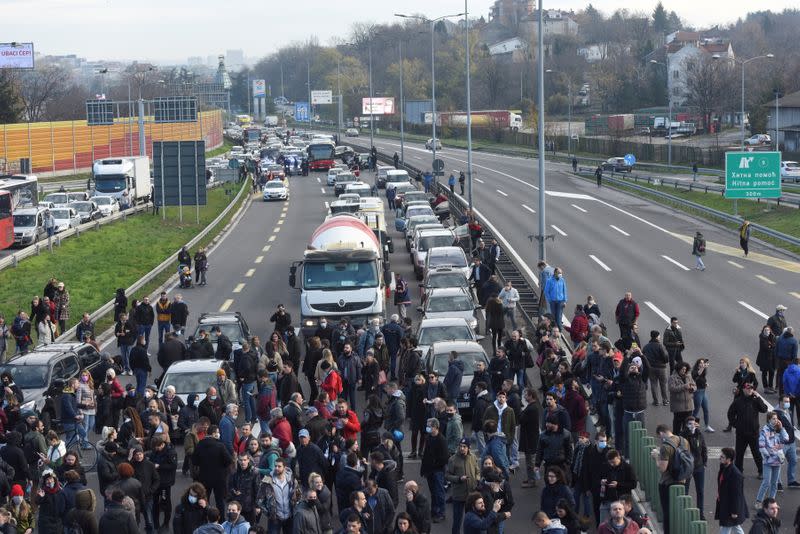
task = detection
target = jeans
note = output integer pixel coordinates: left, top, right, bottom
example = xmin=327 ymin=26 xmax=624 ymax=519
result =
xmin=474 ymin=431 xmax=486 ymax=457
xmin=692 ymin=388 xmax=710 ymax=426
xmin=720 ymin=527 xmax=745 ymax=534
xmin=342 ymin=381 xmax=358 ymax=412
xmin=510 ymin=427 xmax=519 ymax=466
xmin=785 ymin=443 xmax=797 ymax=484
xmin=757 ymin=464 xmax=781 ymax=501
xmin=157 ymin=321 xmax=170 ymax=346
xmin=621 ymin=410 xmax=646 ymax=458
xmin=549 ymin=300 xmax=565 ymax=330
xmin=695 ymin=254 xmax=705 ymax=269
xmin=526 ymin=451 xmax=537 ymax=482
xmin=503 ymin=307 xmax=517 ymax=330
xmin=241 ymin=381 xmax=257 ymax=423
xmin=684 ymin=468 xmax=705 ymax=513
xmin=451 ymin=500 xmax=465 ymax=534
xmin=515 ymin=369 xmax=526 ymax=389
xmin=81 ymin=414 xmax=95 ymax=441
xmin=427 ymin=470 xmax=446 ymax=518
xmin=119 ymin=343 xmax=132 ymax=372
xmin=268 ymin=518 xmax=293 ymax=534
xmin=62 ymin=422 xmax=87 ymax=447
xmin=140 ymin=497 xmax=156 ymax=534
xmin=134 ymin=369 xmax=148 ymax=397
xmin=138 ymin=325 xmax=152 ymax=349
xmin=572 ymin=485 xmax=592 ymax=517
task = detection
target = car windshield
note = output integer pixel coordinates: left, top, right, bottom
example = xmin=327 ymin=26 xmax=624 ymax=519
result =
xmin=161 ymin=371 xmax=217 ymax=395
xmin=429 ymin=251 xmax=466 ymax=268
xmin=386 ymin=174 xmax=409 ymax=183
xmin=67 ymin=193 xmax=85 ymax=202
xmin=50 ymin=209 xmax=72 ymax=220
xmin=337 ymin=175 xmax=356 ymax=184
xmin=12 ymin=214 xmax=35 ymax=227
xmin=431 ymin=352 xmax=485 ymax=376
xmin=43 ymin=194 xmax=68 ymax=204
xmin=428 ymin=273 xmax=467 ymax=288
xmin=71 ymin=203 xmax=92 ymax=212
xmin=418 ymin=235 xmax=454 ymax=252
xmin=427 ymin=294 xmax=474 ymax=312
xmin=404 ymin=192 xmax=427 ymax=203
xmin=406 ymin=207 xmax=434 ymax=219
xmin=418 ymin=325 xmax=473 ymax=345
xmin=786 ymin=162 xmax=800 ymax=169
xmin=304 ymin=261 xmax=378 ymax=289
xmin=0 ymin=364 xmax=49 ymax=389
xmin=265 ymin=182 xmax=284 ymax=189
xmin=198 ymin=323 xmax=245 ymax=344
xmin=94 ymin=197 xmax=113 ymax=206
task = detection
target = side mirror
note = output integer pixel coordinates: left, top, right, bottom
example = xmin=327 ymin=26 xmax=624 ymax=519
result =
xmin=476 ymin=335 xmax=485 ymax=341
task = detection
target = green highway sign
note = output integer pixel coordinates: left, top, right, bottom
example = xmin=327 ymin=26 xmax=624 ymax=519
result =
xmin=725 ymin=151 xmax=781 ymax=199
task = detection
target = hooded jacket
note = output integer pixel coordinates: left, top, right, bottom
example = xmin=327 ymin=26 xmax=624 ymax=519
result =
xmin=784 ymin=363 xmax=800 ymax=397
xmin=483 ymin=400 xmax=516 ymax=437
xmin=173 ymin=494 xmax=208 ymax=534
xmin=443 ymin=359 xmax=465 ymax=401
xmin=99 ymin=501 xmax=139 ymax=534
xmin=384 ymin=391 xmax=406 ymax=431
xmin=445 ymin=451 xmax=479 ymax=501
xmin=64 ymin=488 xmax=99 ymax=534
xmin=222 ymin=514 xmax=251 ymax=534
xmin=480 ymin=433 xmax=509 ymax=478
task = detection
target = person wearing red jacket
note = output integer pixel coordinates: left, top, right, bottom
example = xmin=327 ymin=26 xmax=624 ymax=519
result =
xmin=332 ymin=399 xmax=361 ymax=441
xmin=566 ymin=305 xmax=590 ymax=345
xmin=268 ymin=407 xmax=293 ymax=451
xmin=320 ymin=361 xmax=343 ymax=401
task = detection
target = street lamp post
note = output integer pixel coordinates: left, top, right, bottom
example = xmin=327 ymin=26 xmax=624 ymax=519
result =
xmin=368 ymin=43 xmax=374 ymax=149
xmin=464 ymin=1 xmax=474 ymax=209
xmin=398 ymin=41 xmax=405 ymax=166
xmin=536 ymin=0 xmax=546 ymax=261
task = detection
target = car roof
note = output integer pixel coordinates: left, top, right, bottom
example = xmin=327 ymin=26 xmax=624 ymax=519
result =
xmin=163 ymin=359 xmax=224 ymax=374
xmin=417 ymin=228 xmax=453 ymax=238
xmin=198 ymin=312 xmax=244 ymax=324
xmin=428 ymin=286 xmax=471 ymax=296
xmin=14 ymin=207 xmax=43 ymax=215
xmin=3 ymin=350 xmax=66 ymax=365
xmin=429 ymin=340 xmax=486 ymax=354
xmin=428 ymin=246 xmax=465 ymax=255
xmin=418 ymin=317 xmax=472 ymax=328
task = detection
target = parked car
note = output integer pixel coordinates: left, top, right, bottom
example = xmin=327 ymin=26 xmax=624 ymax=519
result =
xmin=424 ymin=340 xmax=489 ymax=410
xmin=419 ymin=265 xmax=470 ymax=308
xmin=411 ymin=228 xmax=456 ymax=279
xmin=92 ymin=195 xmax=120 ymax=217
xmin=69 ymin=201 xmax=102 ymax=223
xmin=344 ymin=182 xmax=372 ymax=198
xmin=67 ymin=192 xmax=90 ymax=203
xmin=375 ymin=165 xmax=394 ymax=189
xmin=263 ymin=180 xmax=289 ymax=201
xmin=425 ymin=138 xmax=442 ymax=151
xmin=327 ymin=168 xmax=345 ymax=186
xmin=345 ymin=128 xmax=359 ymax=137
xmin=601 ymin=157 xmax=633 ymax=173
xmin=395 ymin=204 xmax=435 ymax=232
xmin=415 ymin=317 xmax=482 ymax=359
xmin=744 ymin=134 xmax=771 ymax=146
xmin=418 ymin=287 xmax=479 ymax=331
xmin=49 ymin=207 xmax=81 ymax=233
xmin=158 ymin=359 xmax=225 ymax=404
xmin=423 ymin=245 xmax=470 ymax=279
xmin=334 ymin=173 xmax=358 ymax=196
xmin=385 ymin=170 xmax=411 ymax=190
xmin=12 ymin=207 xmax=48 ymax=246
xmin=193 ymin=311 xmax=252 ymax=353
xmin=41 ymin=192 xmax=70 ymax=208
xmin=780 ymin=161 xmax=800 ymax=182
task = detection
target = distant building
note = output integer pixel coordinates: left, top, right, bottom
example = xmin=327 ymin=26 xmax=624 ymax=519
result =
xmin=518 ymin=9 xmax=579 ymax=41
xmin=488 ymin=37 xmax=526 ymax=61
xmin=225 ymin=49 xmax=244 ymax=69
xmin=489 ymin=0 xmax=534 ymax=27
xmin=187 ymin=56 xmax=203 ymax=66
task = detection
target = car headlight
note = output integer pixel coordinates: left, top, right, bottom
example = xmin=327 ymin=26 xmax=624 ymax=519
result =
xmin=304 ymin=320 xmax=316 ymax=327
xmin=469 ymin=317 xmax=478 ymax=330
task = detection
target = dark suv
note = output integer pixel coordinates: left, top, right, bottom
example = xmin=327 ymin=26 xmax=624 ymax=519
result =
xmin=0 ymin=342 xmax=103 ymax=430
xmin=193 ymin=311 xmax=251 ymax=355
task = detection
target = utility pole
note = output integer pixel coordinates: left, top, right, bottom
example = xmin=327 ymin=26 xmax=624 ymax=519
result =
xmin=430 ymin=20 xmax=438 ymax=174
xmin=337 ymin=58 xmax=343 ymax=139
xmin=465 ymin=1 xmax=474 ymax=209
xmin=307 ymin=59 xmax=311 ymax=122
xmin=399 ymin=41 xmax=405 ymax=166
xmin=280 ymin=63 xmax=285 ymax=99
xmin=536 ymin=0 xmax=546 ymax=261
xmin=368 ymin=43 xmax=375 ymax=149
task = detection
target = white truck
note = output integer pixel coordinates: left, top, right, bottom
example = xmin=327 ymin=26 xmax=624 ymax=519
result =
xmin=91 ymin=156 xmax=151 ymax=205
xmin=264 ymin=115 xmax=279 ymax=127
xmin=290 ymin=214 xmax=388 ymax=336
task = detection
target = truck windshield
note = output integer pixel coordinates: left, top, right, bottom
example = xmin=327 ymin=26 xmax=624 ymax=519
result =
xmin=95 ymin=174 xmax=126 ymax=192
xmin=304 ymin=261 xmax=378 ymax=289
xmin=308 ymin=144 xmax=335 ymax=161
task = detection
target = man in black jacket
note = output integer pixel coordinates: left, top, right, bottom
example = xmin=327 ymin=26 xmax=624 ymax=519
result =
xmin=114 ymin=312 xmax=136 ymax=375
xmin=714 ymin=447 xmax=748 ymax=530
xmin=213 ymin=326 xmax=232 ymax=360
xmin=404 ymin=480 xmax=431 ymax=534
xmin=296 ymin=429 xmax=328 ymax=489
xmin=131 ymin=445 xmax=160 ymax=534
xmin=369 ymin=452 xmax=398 ymax=506
xmin=234 ymin=341 xmax=258 ymax=425
xmin=269 ymin=304 xmax=292 ymax=333
xmin=471 ymin=383 xmax=491 ymax=455
xmin=188 ymin=330 xmax=214 ymax=359
xmin=135 ymin=297 xmax=155 ymax=349
xmin=750 ymin=498 xmax=781 ymax=534
xmin=157 ymin=333 xmax=186 ymax=383
xmin=147 ymin=435 xmax=178 ymax=530
xmin=191 ymin=425 xmax=233 ymax=511
xmin=170 ymin=294 xmax=189 ymax=336
xmin=420 ymin=418 xmax=448 ymax=522
xmin=535 ymin=415 xmax=573 ymax=480
xmin=618 ymin=358 xmax=648 ymax=458
xmin=662 ymin=317 xmax=685 ymax=374
xmin=680 ymin=416 xmax=708 ymax=519
xmin=726 ymin=383 xmax=767 ymax=476
xmin=642 ymin=330 xmax=669 ymax=406
xmin=278 ymin=361 xmax=302 ymax=407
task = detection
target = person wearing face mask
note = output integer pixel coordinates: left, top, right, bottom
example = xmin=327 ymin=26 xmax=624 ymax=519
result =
xmin=293 ymin=487 xmax=323 ymax=534
xmin=8 ymin=485 xmax=32 ymax=534
xmin=680 ymin=416 xmax=708 ymax=519
xmin=420 ymin=418 xmax=448 ymax=523
xmin=776 ymin=326 xmax=799 ymax=397
xmin=314 ymin=317 xmax=335 ymax=346
xmin=726 ymin=383 xmax=767 ymax=478
xmin=173 ymin=482 xmax=209 ymax=534
xmin=580 ymin=431 xmax=608 ymax=525
xmin=33 ymin=470 xmax=66 ymax=533
xmin=192 ymin=425 xmax=234 ymax=512
xmin=756 ymin=412 xmax=791 ymax=509
xmin=543 ymin=268 xmax=568 ymax=331
xmin=178 ymin=393 xmax=200 ymax=438
xmin=199 ymin=386 xmax=223 ymax=425
xmin=222 ymin=500 xmax=250 ymax=534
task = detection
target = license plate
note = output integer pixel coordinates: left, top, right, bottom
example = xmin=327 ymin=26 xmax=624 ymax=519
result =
xmin=457 ymin=401 xmax=469 ymax=408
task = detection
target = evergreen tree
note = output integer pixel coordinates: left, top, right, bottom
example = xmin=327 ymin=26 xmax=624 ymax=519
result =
xmin=652 ymin=2 xmax=669 ymax=33
xmin=0 ymin=72 xmax=21 ymax=123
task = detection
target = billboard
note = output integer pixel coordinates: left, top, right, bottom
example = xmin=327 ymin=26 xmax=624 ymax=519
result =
xmin=0 ymin=42 xmax=34 ymax=69
xmin=252 ymin=79 xmax=266 ymax=98
xmin=362 ymin=97 xmax=395 ymax=115
xmin=311 ymin=90 xmax=333 ymax=105
xmin=294 ymin=102 xmax=310 ymax=122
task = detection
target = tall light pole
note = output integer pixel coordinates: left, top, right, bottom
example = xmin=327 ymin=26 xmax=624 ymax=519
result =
xmin=464 ymin=1 xmax=474 ymax=209
xmin=546 ymin=69 xmax=572 ymax=156
xmin=395 ymin=12 xmax=465 ymax=177
xmin=649 ymin=59 xmax=673 ymax=166
xmin=336 ymin=58 xmax=343 ymax=140
xmin=398 ymin=40 xmax=405 ymax=166
xmin=307 ymin=59 xmax=312 ymax=123
xmin=536 ymin=0 xmax=546 ymax=261
xmin=368 ymin=43 xmax=374 ymax=149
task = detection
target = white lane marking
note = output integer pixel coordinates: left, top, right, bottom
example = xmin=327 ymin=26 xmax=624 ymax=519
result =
xmin=233 ymin=283 xmax=245 ymax=293
xmin=644 ymin=301 xmax=671 ymax=323
xmin=571 ymin=203 xmax=587 ymax=213
xmin=282 ymin=206 xmax=288 ymax=212
xmin=274 ymin=226 xmax=281 ymax=232
xmin=728 ymin=260 xmax=744 ymax=269
xmin=475 ymin=178 xmax=485 ymax=184
xmin=280 ymin=213 xmax=286 ymax=218
xmin=268 ymin=235 xmax=276 ymax=242
xmin=546 ymin=192 xmax=594 ymax=199
xmin=756 ymin=274 xmax=776 ymax=285
xmin=790 ymin=292 xmax=800 ymax=300
xmin=551 ymin=224 xmax=567 ymax=237
xmin=255 ymin=256 xmax=264 ymax=264
xmin=589 ymin=254 xmax=612 ymax=272
xmin=521 ymin=204 xmax=536 ymax=214
xmin=324 ymin=201 xmax=330 ymax=209
xmin=320 ymin=187 xmax=326 ymax=194
xmin=738 ymin=301 xmax=769 ymax=319
xmin=496 ymin=189 xmax=508 ymax=197
xmin=316 ymin=177 xmax=321 ymax=183
xmin=219 ymin=299 xmax=234 ymax=312
xmin=278 ymin=219 xmax=285 ymax=225
xmin=263 ymin=245 xmax=271 ymax=252
xmin=245 ymin=269 xmax=255 ymax=277
xmin=661 ymin=255 xmax=690 ymax=271
xmin=609 ymin=225 xmax=629 ymax=236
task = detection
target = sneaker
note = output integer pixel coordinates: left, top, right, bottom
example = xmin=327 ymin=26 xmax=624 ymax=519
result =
xmin=510 ymin=462 xmax=520 ymax=470
xmin=662 ymin=400 xmax=670 ymax=406
xmin=407 ymin=452 xmax=417 ymax=459
xmin=723 ymin=426 xmax=733 ymax=433
xmin=705 ymin=426 xmax=715 ymax=433
xmin=778 ymin=483 xmax=784 ymax=492
xmin=788 ymin=481 xmax=800 ymax=488
xmin=652 ymin=400 xmax=660 ymax=406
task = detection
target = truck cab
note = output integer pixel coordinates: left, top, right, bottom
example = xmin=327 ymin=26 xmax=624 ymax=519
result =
xmin=92 ymin=156 xmax=151 ymax=205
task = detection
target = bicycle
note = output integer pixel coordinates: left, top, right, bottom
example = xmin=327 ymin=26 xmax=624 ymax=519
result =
xmin=59 ymin=420 xmax=98 ymax=472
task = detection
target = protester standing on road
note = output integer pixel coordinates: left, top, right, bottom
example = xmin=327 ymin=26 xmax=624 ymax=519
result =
xmin=448 ymin=173 xmax=456 ymax=193
xmin=727 ymin=383 xmax=767 ymax=477
xmin=652 ymin=424 xmax=690 ymax=534
xmin=755 ymin=411 xmax=789 ymax=507
xmin=420 ymin=418 xmax=448 ymax=523
xmin=663 ymin=316 xmax=685 ymax=374
xmin=691 ymin=358 xmax=714 ymax=432
xmin=53 ymin=282 xmax=70 ymax=334
xmin=155 ymin=292 xmax=172 ymax=346
xmin=544 ymin=268 xmax=567 ymax=331
xmin=692 ymin=231 xmax=706 ymax=271
xmin=757 ymin=325 xmax=777 ymax=394
xmin=171 ymin=294 xmax=189 ymax=337
xmin=614 ymin=292 xmax=639 ymax=344
xmin=715 ymin=446 xmax=748 ymax=534
xmin=194 ymin=248 xmax=208 ymax=286
xmin=595 ymin=166 xmax=602 ymax=187
xmin=739 ymin=220 xmax=751 ymax=256
xmin=192 ymin=424 xmax=233 ymax=511
xmin=178 ymin=246 xmax=192 ymax=270
xmin=750 ymin=498 xmax=781 ymax=534
xmin=776 ymin=327 xmax=798 ymax=397
xmin=459 ymin=171 xmax=465 ymax=195
xmin=114 ymin=313 xmax=136 ymax=376
xmin=669 ymin=362 xmax=696 ymax=434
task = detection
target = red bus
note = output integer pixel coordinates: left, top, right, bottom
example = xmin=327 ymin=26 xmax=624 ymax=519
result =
xmin=307 ymin=141 xmax=335 ymax=171
xmin=0 ymin=175 xmax=39 ymax=250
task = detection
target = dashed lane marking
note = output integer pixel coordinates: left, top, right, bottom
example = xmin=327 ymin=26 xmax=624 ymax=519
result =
xmin=609 ymin=225 xmax=629 ymax=236
xmin=245 ymin=269 xmax=255 ymax=277
xmin=661 ymin=255 xmax=690 ymax=271
xmin=274 ymin=226 xmax=281 ymax=232
xmin=316 ymin=177 xmax=321 ymax=183
xmin=791 ymin=292 xmax=800 ymax=300
xmin=475 ymin=178 xmax=485 ymax=183
xmin=255 ymin=256 xmax=264 ymax=264
xmin=282 ymin=206 xmax=288 ymax=212
xmin=728 ymin=260 xmax=744 ymax=269
xmin=589 ymin=254 xmax=612 ymax=272
xmin=551 ymin=224 xmax=567 ymax=237
xmin=644 ymin=301 xmax=671 ymax=323
xmin=521 ymin=204 xmax=535 ymax=214
xmin=496 ymin=189 xmax=508 ymax=197
xmin=324 ymin=201 xmax=330 ymax=209
xmin=268 ymin=235 xmax=276 ymax=242
xmin=756 ymin=274 xmax=776 ymax=285
xmin=738 ymin=301 xmax=769 ymax=319
xmin=571 ymin=203 xmax=587 ymax=213
xmin=219 ymin=299 xmax=234 ymax=312
xmin=263 ymin=245 xmax=271 ymax=251
xmin=278 ymin=219 xmax=285 ymax=225
xmin=320 ymin=187 xmax=326 ymax=194
xmin=280 ymin=213 xmax=286 ymax=218
xmin=233 ymin=283 xmax=245 ymax=293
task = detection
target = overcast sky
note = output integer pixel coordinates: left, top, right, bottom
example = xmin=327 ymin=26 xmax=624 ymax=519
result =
xmin=2 ymin=0 xmax=796 ymax=62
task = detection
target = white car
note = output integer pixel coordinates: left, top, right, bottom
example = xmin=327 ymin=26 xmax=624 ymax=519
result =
xmin=158 ymin=359 xmax=224 ymax=405
xmin=411 ymin=228 xmax=456 ymax=279
xmin=92 ymin=196 xmax=119 ymax=217
xmin=781 ymin=161 xmax=800 ymax=182
xmin=49 ymin=207 xmax=81 ymax=233
xmin=263 ymin=180 xmax=288 ymax=201
xmin=425 ymin=138 xmax=442 ymax=151
xmin=346 ymin=128 xmax=359 ymax=137
xmin=327 ymin=168 xmax=344 ymax=186
xmin=744 ymin=134 xmax=771 ymax=146
xmin=344 ymin=182 xmax=372 ymax=197
xmin=424 ymin=246 xmax=470 ymax=279
xmin=414 ymin=317 xmax=481 ymax=359
xmin=41 ymin=192 xmax=70 ymax=208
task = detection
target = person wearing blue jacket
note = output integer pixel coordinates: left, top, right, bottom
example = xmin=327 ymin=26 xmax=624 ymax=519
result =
xmin=443 ymin=352 xmax=465 ymax=403
xmin=544 ymin=268 xmax=568 ymax=330
xmin=777 ymin=327 xmax=799 ymax=396
xmin=218 ymin=404 xmax=238 ymax=454
xmin=462 ymin=491 xmax=502 ymax=534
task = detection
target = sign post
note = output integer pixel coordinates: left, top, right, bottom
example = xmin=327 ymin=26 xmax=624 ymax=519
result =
xmin=725 ymin=151 xmax=781 ymax=216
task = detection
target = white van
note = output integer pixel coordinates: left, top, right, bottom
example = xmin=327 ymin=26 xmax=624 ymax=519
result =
xmin=385 ymin=169 xmax=411 ymax=190
xmin=13 ymin=206 xmax=48 ymax=246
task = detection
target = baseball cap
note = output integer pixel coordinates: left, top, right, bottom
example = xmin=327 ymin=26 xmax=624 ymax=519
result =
xmin=298 ymin=429 xmax=310 ymax=439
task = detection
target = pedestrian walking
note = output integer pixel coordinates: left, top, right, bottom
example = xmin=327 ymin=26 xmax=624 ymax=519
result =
xmin=448 ymin=173 xmax=455 ymax=193
xmin=544 ymin=268 xmax=567 ymax=331
xmin=572 ymin=157 xmax=578 ymax=172
xmin=691 ymin=358 xmax=715 ymax=432
xmin=692 ymin=162 xmax=698 ymax=181
xmin=757 ymin=325 xmax=777 ymax=394
xmin=459 ymin=171 xmax=465 ymax=195
xmin=680 ymin=416 xmax=708 ymax=519
xmin=692 ymin=231 xmax=706 ymax=271
xmin=595 ymin=166 xmax=603 ymax=187
xmin=739 ymin=220 xmax=751 ymax=256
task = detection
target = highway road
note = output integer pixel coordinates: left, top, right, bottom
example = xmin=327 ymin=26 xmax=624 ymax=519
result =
xmin=366 ymin=135 xmax=800 ymax=527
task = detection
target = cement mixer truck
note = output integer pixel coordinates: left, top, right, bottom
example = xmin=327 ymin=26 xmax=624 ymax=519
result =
xmin=290 ymin=214 xmax=389 ymax=336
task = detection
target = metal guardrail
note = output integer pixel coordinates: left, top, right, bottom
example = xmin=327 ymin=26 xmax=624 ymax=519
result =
xmin=580 ymin=170 xmax=800 ymax=248
xmin=55 ymin=180 xmax=249 ymax=342
xmin=40 ymin=179 xmax=88 ymax=193
xmin=0 ymin=203 xmax=151 ymax=272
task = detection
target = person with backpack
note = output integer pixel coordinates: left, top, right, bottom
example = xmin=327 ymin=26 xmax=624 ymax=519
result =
xmin=680 ymin=416 xmax=708 ymax=520
xmin=652 ymin=423 xmax=694 ymax=533
xmin=692 ymin=231 xmax=706 ymax=271
xmin=234 ymin=342 xmax=259 ymax=426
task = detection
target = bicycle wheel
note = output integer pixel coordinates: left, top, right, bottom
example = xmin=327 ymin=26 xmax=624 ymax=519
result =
xmin=67 ymin=439 xmax=98 ymax=472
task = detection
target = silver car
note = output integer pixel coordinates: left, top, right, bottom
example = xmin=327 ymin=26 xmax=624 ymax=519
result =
xmin=424 ymin=246 xmax=470 ymax=279
xmin=415 ymin=317 xmax=482 ymax=360
xmin=411 ymin=228 xmax=456 ymax=279
xmin=419 ymin=286 xmax=479 ymax=331
xmin=425 ymin=340 xmax=489 ymax=410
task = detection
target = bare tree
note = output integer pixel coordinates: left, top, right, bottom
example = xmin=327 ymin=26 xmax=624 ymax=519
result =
xmin=16 ymin=64 xmax=70 ymax=122
xmin=683 ymin=54 xmax=735 ymax=130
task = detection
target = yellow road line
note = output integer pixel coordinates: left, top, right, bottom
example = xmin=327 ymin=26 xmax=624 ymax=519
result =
xmin=219 ymin=299 xmax=234 ymax=312
xmin=245 ymin=269 xmax=255 ymax=277
xmin=233 ymin=283 xmax=245 ymax=293
xmin=255 ymin=256 xmax=264 ymax=264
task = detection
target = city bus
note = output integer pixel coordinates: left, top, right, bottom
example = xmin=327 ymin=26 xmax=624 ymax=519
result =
xmin=306 ymin=141 xmax=336 ymax=171
xmin=0 ymin=175 xmax=39 ymax=250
